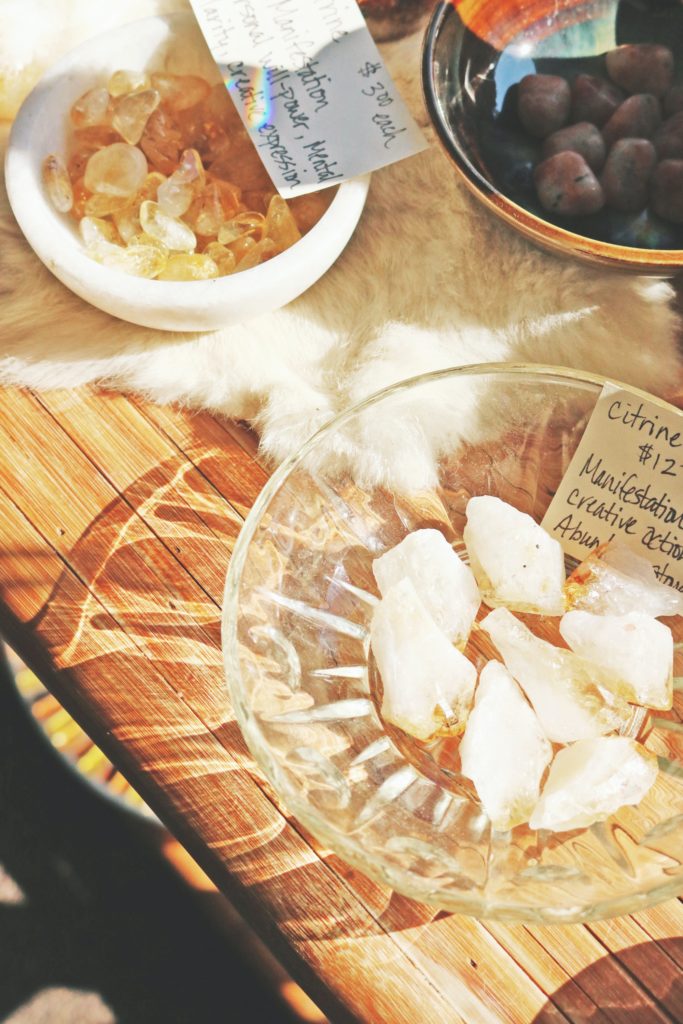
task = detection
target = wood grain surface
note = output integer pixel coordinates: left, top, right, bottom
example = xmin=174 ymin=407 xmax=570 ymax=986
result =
xmin=0 ymin=385 xmax=680 ymax=1024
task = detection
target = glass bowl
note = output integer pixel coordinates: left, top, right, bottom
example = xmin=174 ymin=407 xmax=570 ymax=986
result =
xmin=423 ymin=0 xmax=683 ymax=274
xmin=223 ymin=364 xmax=683 ymax=923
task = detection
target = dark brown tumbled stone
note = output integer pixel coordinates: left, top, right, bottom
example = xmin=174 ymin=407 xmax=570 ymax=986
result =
xmin=600 ymin=138 xmax=656 ymax=213
xmin=664 ymin=84 xmax=683 ymax=117
xmin=518 ymin=74 xmax=571 ymax=139
xmin=542 ymin=121 xmax=606 ymax=171
xmin=571 ymin=74 xmax=624 ymax=126
xmin=606 ymin=44 xmax=674 ymax=98
xmin=534 ymin=151 xmax=604 ymax=216
xmin=654 ymin=110 xmax=683 ymax=159
xmin=650 ymin=159 xmax=683 ymax=223
xmin=602 ymin=93 xmax=662 ymax=149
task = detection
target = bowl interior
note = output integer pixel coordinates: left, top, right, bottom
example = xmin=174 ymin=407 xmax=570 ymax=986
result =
xmin=425 ymin=0 xmax=683 ymax=266
xmin=224 ymin=365 xmax=683 ymax=922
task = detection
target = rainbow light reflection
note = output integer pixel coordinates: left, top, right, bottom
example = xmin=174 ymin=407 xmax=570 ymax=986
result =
xmin=224 ymin=66 xmax=272 ymax=129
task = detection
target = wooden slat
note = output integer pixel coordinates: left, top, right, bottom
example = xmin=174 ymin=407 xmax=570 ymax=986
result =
xmin=35 ymin=389 xmax=239 ymax=603
xmin=0 ymin=387 xmax=507 ymax=1024
xmin=524 ymin=924 xmax=675 ymax=1024
xmin=633 ymin=902 xmax=683 ymax=968
xmin=588 ymin=917 xmax=683 ymax=1020
xmin=0 ymin=383 xmax=680 ymax=1024
xmin=483 ymin=922 xmax=613 ymax=1023
xmin=135 ymin=399 xmax=269 ymax=514
xmin=0 ymin=413 xmax=463 ymax=1024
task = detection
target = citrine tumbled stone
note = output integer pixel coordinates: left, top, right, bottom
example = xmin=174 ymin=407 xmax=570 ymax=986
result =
xmin=46 ymin=69 xmax=336 ymax=281
xmin=43 ymin=154 xmax=73 ymax=213
xmin=112 ymin=88 xmax=161 ymax=145
xmin=140 ymin=200 xmax=197 ymax=251
xmin=84 ymin=143 xmax=148 ymax=197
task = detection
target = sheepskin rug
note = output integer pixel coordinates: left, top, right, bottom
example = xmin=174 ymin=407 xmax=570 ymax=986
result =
xmin=1 ymin=0 xmax=681 ymax=483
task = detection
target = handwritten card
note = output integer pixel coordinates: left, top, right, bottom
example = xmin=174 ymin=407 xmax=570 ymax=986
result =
xmin=189 ymin=0 xmax=427 ymax=197
xmin=541 ymin=383 xmax=683 ymax=591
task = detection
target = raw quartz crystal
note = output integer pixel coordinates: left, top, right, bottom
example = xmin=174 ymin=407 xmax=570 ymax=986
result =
xmin=43 ymin=69 xmax=336 ymax=281
xmin=559 ymin=609 xmax=674 ymax=710
xmin=481 ymin=607 xmax=630 ymax=743
xmin=372 ymin=529 xmax=480 ymax=647
xmin=529 ymin=736 xmax=658 ymax=832
xmin=366 ymin=503 xmax=675 ymax=833
xmin=370 ymin=577 xmax=477 ymax=741
xmin=565 ymin=540 xmax=683 ymax=617
xmin=460 ymin=661 xmax=552 ymax=831
xmin=463 ymin=496 xmax=565 ymax=614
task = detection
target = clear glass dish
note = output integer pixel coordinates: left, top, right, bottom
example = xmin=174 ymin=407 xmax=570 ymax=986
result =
xmin=223 ymin=364 xmax=683 ymax=923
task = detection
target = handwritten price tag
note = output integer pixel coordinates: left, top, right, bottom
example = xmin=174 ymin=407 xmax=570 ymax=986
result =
xmin=189 ymin=0 xmax=427 ymax=197
xmin=541 ymin=383 xmax=683 ymax=591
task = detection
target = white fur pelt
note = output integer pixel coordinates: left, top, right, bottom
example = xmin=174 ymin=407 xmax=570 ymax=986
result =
xmin=1 ymin=0 xmax=681 ymax=486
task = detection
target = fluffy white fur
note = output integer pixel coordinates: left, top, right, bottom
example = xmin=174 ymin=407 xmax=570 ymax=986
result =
xmin=1 ymin=0 xmax=681 ymax=485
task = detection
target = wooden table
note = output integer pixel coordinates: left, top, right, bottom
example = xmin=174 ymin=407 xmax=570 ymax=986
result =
xmin=0 ymin=385 xmax=680 ymax=1024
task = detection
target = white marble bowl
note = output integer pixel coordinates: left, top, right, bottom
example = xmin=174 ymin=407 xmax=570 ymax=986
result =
xmin=5 ymin=12 xmax=370 ymax=332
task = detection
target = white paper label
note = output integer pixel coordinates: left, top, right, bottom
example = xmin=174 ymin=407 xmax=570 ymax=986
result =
xmin=541 ymin=383 xmax=683 ymax=591
xmin=188 ymin=0 xmax=427 ymax=196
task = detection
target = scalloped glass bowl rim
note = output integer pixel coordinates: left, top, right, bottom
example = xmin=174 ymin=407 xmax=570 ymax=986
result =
xmin=422 ymin=1 xmax=683 ymax=272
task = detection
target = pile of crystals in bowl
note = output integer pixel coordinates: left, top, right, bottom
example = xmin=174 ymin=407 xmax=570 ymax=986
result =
xmin=370 ymin=497 xmax=679 ymax=833
xmin=42 ymin=70 xmax=334 ymax=280
xmin=522 ymin=43 xmax=683 ymax=223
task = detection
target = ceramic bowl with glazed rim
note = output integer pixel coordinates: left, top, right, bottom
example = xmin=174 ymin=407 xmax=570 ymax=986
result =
xmin=223 ymin=363 xmax=683 ymax=923
xmin=5 ymin=12 xmax=370 ymax=332
xmin=423 ymin=0 xmax=683 ymax=274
